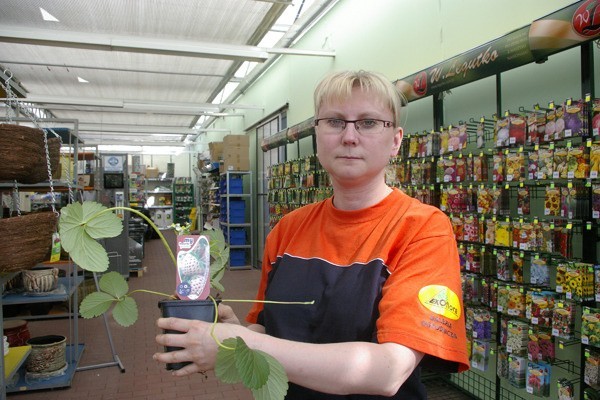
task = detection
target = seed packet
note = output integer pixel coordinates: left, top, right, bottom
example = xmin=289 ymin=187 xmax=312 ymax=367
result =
xmin=566 ymin=145 xmax=589 ymax=179
xmin=527 ymin=151 xmax=538 ymax=180
xmin=553 ymin=147 xmax=568 ymax=179
xmin=496 ymin=116 xmax=510 ymax=147
xmin=492 ymin=154 xmax=504 ymax=182
xmin=529 ymin=291 xmax=557 ymax=327
xmin=552 ymin=300 xmax=576 ymax=339
xmin=176 ymin=235 xmax=211 ymax=301
xmin=439 ymin=128 xmax=449 ymax=155
xmin=593 ymin=99 xmax=600 ymax=136
xmin=448 ymin=126 xmax=462 ymax=153
xmin=544 ymin=187 xmax=561 ymax=216
xmin=526 ymin=361 xmax=551 ymax=397
xmin=507 ymin=320 xmax=529 ymax=356
xmin=496 ymin=250 xmax=510 ymax=282
xmin=564 ymin=100 xmax=585 ymax=137
xmin=581 ymin=306 xmax=600 ymax=347
xmin=472 ymin=153 xmax=488 ymax=181
xmin=509 ymin=114 xmax=527 ymax=146
xmin=517 ymin=187 xmax=530 ymax=215
xmin=591 ymin=144 xmax=600 ymax=179
xmin=506 ymin=152 xmax=525 ymax=182
xmin=584 ymin=351 xmax=600 ymax=389
xmin=472 ymin=308 xmax=492 ymax=340
xmin=497 ymin=347 xmax=509 ymax=379
xmin=557 ymin=378 xmax=575 ymax=400
xmin=527 ymin=111 xmax=545 ymax=145
xmin=477 ymin=187 xmax=494 ymax=214
xmin=471 ymin=339 xmax=490 ymax=371
xmin=530 ymin=257 xmax=550 ymax=286
xmin=512 ymin=252 xmax=524 ymax=284
xmin=537 ymin=148 xmax=554 ymax=179
xmin=527 ymin=329 xmax=555 ymax=363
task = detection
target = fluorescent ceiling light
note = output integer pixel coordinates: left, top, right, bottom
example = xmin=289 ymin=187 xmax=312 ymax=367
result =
xmin=40 ymin=8 xmax=59 ymax=22
xmin=77 ymin=76 xmax=89 ymax=83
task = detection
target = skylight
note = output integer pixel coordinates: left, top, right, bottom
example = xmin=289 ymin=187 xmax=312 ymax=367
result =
xmin=40 ymin=8 xmax=59 ymax=22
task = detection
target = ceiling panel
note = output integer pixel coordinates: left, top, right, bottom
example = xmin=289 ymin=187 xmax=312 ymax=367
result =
xmin=0 ymin=0 xmax=335 ymax=146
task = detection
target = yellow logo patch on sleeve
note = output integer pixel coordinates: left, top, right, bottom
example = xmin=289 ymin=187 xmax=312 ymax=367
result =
xmin=418 ymin=285 xmax=461 ymax=320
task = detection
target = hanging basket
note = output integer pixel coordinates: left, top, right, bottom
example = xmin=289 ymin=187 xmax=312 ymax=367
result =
xmin=0 ymin=124 xmax=60 ymax=184
xmin=0 ymin=212 xmax=57 ymax=273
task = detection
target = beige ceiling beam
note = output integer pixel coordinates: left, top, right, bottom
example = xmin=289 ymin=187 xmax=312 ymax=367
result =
xmin=2 ymin=94 xmax=262 ymax=111
xmin=0 ymin=27 xmax=334 ymax=62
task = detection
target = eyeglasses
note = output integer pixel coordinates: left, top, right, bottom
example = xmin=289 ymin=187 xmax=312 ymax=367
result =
xmin=314 ymin=118 xmax=394 ymax=135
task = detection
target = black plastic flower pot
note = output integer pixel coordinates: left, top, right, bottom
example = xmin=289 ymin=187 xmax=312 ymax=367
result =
xmin=158 ymin=298 xmax=219 ymax=370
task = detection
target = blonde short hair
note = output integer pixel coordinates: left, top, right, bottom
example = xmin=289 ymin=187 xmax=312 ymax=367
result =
xmin=313 ymin=70 xmax=405 ymax=127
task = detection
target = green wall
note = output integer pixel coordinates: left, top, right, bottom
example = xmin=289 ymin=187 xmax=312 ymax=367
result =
xmin=219 ymin=0 xmax=581 ymax=136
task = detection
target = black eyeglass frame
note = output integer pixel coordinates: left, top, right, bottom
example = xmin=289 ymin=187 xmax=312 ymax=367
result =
xmin=314 ymin=118 xmax=395 ymax=133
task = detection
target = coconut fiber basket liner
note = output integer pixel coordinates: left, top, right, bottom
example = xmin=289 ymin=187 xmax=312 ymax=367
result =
xmin=0 ymin=211 xmax=57 ymax=273
xmin=0 ymin=124 xmax=60 ymax=184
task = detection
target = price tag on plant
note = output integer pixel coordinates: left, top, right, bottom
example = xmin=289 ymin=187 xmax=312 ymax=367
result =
xmin=176 ymin=235 xmax=211 ymax=300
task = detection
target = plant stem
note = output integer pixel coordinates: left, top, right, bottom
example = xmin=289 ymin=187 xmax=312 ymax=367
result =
xmin=129 ymin=289 xmax=176 ymax=298
xmin=95 ymin=207 xmax=177 ymax=268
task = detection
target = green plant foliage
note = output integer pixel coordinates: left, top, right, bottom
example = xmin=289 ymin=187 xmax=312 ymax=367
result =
xmin=250 ymin=353 xmax=288 ymax=400
xmin=99 ymin=270 xmax=129 ymax=298
xmin=80 ymin=291 xmax=115 ymax=318
xmin=235 ymin=337 xmax=270 ymax=389
xmin=203 ymin=229 xmax=229 ymax=291
xmin=112 ymin=297 xmax=139 ymax=327
xmin=59 ymin=202 xmax=123 ymax=272
xmin=215 ymin=337 xmax=288 ymax=400
xmin=215 ymin=337 xmax=242 ymax=384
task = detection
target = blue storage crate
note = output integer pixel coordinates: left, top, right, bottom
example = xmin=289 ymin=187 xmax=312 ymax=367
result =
xmin=230 ymin=249 xmax=246 ymax=266
xmin=227 ymin=228 xmax=246 ymax=245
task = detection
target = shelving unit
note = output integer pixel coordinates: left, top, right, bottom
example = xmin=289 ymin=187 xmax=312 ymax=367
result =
xmin=1 ymin=120 xmax=84 ymax=399
xmin=219 ymin=171 xmax=253 ymax=270
xmin=144 ymin=177 xmax=173 ymax=229
xmin=172 ymin=177 xmax=194 ymax=225
xmin=195 ymin=162 xmax=220 ymax=230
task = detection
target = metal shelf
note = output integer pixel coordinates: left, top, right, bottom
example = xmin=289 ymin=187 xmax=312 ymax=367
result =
xmin=5 ymin=344 xmax=85 ymax=393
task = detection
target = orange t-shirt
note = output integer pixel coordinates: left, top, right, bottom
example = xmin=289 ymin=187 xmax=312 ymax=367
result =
xmin=247 ymin=188 xmax=469 ymax=397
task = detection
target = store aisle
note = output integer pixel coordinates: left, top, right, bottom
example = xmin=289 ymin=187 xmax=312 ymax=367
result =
xmin=8 ymin=230 xmax=474 ymax=400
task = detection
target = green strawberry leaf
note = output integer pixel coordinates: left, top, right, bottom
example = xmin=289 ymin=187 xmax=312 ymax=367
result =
xmin=80 ymin=291 xmax=115 ymax=318
xmin=250 ymin=351 xmax=288 ymax=400
xmin=112 ymin=297 xmax=138 ymax=327
xmin=99 ymin=271 xmax=129 ymax=298
xmin=235 ymin=337 xmax=270 ymax=390
xmin=215 ymin=338 xmax=242 ymax=384
xmin=58 ymin=202 xmax=123 ymax=272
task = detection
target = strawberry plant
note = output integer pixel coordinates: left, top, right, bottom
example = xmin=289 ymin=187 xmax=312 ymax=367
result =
xmin=58 ymin=201 xmax=310 ymax=400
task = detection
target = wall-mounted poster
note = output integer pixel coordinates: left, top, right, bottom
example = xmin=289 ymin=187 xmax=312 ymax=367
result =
xmin=103 ymin=155 xmax=125 ymax=172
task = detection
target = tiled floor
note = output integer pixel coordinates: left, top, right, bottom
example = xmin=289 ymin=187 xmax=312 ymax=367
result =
xmin=7 ymin=230 xmax=475 ymax=399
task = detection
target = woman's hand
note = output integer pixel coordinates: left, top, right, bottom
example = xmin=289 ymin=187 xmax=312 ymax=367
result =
xmin=217 ymin=304 xmax=240 ymax=325
xmin=154 ymin=317 xmax=246 ymax=376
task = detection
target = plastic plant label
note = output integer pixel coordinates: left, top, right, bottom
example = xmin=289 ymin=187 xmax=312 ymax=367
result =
xmin=176 ymin=235 xmax=211 ymax=300
xmin=50 ymin=232 xmax=61 ymax=262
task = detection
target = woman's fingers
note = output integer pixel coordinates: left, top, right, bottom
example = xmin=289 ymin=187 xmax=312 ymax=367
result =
xmin=218 ymin=304 xmax=241 ymax=325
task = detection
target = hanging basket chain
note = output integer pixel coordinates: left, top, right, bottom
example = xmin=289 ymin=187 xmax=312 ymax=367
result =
xmin=12 ymin=180 xmax=21 ymax=217
xmin=43 ymin=129 xmax=58 ymax=216
xmin=2 ymin=69 xmax=15 ymax=124
xmin=2 ymin=68 xmax=63 ymax=220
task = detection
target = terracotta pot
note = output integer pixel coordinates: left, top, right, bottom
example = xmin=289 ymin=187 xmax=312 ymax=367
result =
xmin=158 ymin=299 xmax=218 ymax=370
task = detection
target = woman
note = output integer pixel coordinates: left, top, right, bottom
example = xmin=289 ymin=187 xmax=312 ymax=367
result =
xmin=155 ymin=70 xmax=469 ymax=399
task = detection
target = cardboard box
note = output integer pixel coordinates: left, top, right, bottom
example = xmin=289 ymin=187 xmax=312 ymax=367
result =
xmin=146 ymin=166 xmax=159 ymax=178
xmin=220 ymin=154 xmax=250 ymax=171
xmin=222 ymin=145 xmax=249 ymax=159
xmin=77 ymin=174 xmax=94 ymax=187
xmin=209 ymin=141 xmax=224 ymax=162
xmin=223 ymin=134 xmax=249 ymax=147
